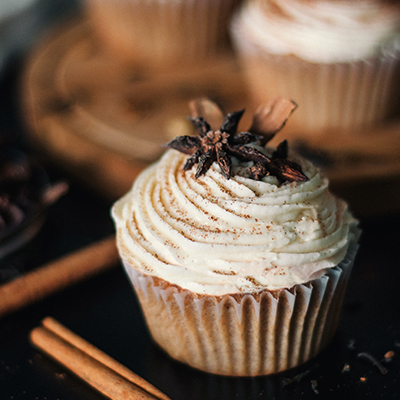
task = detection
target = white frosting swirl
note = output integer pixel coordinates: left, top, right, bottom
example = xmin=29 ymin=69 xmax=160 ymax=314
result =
xmin=232 ymin=0 xmax=400 ymax=63
xmin=112 ymin=149 xmax=358 ymax=295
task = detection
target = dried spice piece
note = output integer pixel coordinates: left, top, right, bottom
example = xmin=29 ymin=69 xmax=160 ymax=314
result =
xmin=383 ymin=350 xmax=395 ymax=362
xmin=249 ymin=97 xmax=298 ymax=145
xmin=189 ymin=97 xmax=224 ymax=131
xmin=357 ymin=352 xmax=388 ymax=375
xmin=0 ymin=146 xmax=68 ymax=256
xmin=166 ymin=98 xmax=308 ymax=183
xmin=341 ymin=363 xmax=351 ymax=373
xmin=310 ymin=380 xmax=319 ymax=395
xmin=347 ymin=338 xmax=356 ymax=351
xmin=282 ymin=369 xmax=311 ymax=387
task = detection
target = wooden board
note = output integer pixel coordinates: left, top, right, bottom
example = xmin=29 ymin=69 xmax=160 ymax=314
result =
xmin=21 ymin=17 xmax=400 ymax=216
xmin=21 ymin=18 xmax=249 ymax=198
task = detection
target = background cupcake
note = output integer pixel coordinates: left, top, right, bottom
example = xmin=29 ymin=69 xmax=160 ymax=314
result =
xmin=84 ymin=0 xmax=242 ymax=69
xmin=230 ymin=0 xmax=400 ymax=137
xmin=112 ymin=98 xmax=360 ymax=376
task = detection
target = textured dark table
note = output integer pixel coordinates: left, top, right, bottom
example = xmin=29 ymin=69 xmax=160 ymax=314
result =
xmin=1 ymin=54 xmax=400 ymax=400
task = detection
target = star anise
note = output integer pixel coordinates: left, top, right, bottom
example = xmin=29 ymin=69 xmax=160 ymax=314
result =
xmin=166 ymin=98 xmax=308 ymax=183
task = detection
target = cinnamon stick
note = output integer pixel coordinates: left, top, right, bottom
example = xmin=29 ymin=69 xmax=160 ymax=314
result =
xmin=30 ymin=325 xmax=160 ymax=400
xmin=41 ymin=317 xmax=170 ymax=400
xmin=0 ymin=236 xmax=119 ymax=318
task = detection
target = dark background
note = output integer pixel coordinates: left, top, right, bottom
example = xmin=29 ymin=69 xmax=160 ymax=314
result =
xmin=1 ymin=2 xmax=400 ymax=399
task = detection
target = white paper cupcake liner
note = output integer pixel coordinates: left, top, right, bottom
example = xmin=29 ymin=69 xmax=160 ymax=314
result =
xmin=231 ymin=11 xmax=400 ymax=135
xmin=122 ymin=241 xmax=358 ymax=376
xmin=85 ymin=0 xmax=241 ymax=66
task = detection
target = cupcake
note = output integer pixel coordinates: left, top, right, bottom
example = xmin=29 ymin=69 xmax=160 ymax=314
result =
xmin=230 ymin=0 xmax=400 ymax=136
xmin=111 ymin=98 xmax=360 ymax=376
xmin=84 ymin=0 xmax=242 ymax=68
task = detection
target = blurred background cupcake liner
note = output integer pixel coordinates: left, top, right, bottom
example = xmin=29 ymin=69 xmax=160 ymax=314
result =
xmin=122 ymin=240 xmax=358 ymax=376
xmin=84 ymin=0 xmax=242 ymax=69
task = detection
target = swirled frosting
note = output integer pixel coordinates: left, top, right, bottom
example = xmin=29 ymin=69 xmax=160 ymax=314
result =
xmin=232 ymin=0 xmax=400 ymax=63
xmin=112 ymin=149 xmax=358 ymax=295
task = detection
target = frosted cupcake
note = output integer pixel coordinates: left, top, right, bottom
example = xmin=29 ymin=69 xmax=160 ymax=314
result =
xmin=112 ymin=98 xmax=360 ymax=376
xmin=84 ymin=0 xmax=242 ymax=68
xmin=230 ymin=0 xmax=400 ymax=136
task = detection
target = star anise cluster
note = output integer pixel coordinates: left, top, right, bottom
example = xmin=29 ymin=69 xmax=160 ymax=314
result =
xmin=166 ymin=98 xmax=308 ymax=183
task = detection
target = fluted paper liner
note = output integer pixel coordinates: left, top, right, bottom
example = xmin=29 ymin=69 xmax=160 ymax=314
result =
xmin=86 ymin=0 xmax=241 ymax=66
xmin=122 ymin=243 xmax=357 ymax=376
xmin=231 ymin=13 xmax=400 ymax=135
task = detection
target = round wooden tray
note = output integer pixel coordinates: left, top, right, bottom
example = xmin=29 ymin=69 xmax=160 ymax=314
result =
xmin=21 ymin=17 xmax=400 ymax=216
xmin=21 ymin=17 xmax=248 ymax=198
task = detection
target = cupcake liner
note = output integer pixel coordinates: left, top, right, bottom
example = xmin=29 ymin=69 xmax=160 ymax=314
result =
xmin=231 ymin=12 xmax=400 ymax=135
xmin=85 ymin=0 xmax=241 ymax=67
xmin=122 ymin=241 xmax=358 ymax=376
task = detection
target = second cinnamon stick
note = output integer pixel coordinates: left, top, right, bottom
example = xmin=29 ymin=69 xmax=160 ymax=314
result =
xmin=41 ymin=317 xmax=170 ymax=400
xmin=0 ymin=236 xmax=119 ymax=318
xmin=30 ymin=326 xmax=158 ymax=400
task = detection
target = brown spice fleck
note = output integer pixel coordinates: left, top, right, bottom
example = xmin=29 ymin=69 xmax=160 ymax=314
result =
xmin=341 ymin=363 xmax=350 ymax=373
xmin=213 ymin=270 xmax=236 ymax=276
xmin=245 ymin=276 xmax=262 ymax=286
xmin=384 ymin=350 xmax=395 ymax=361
